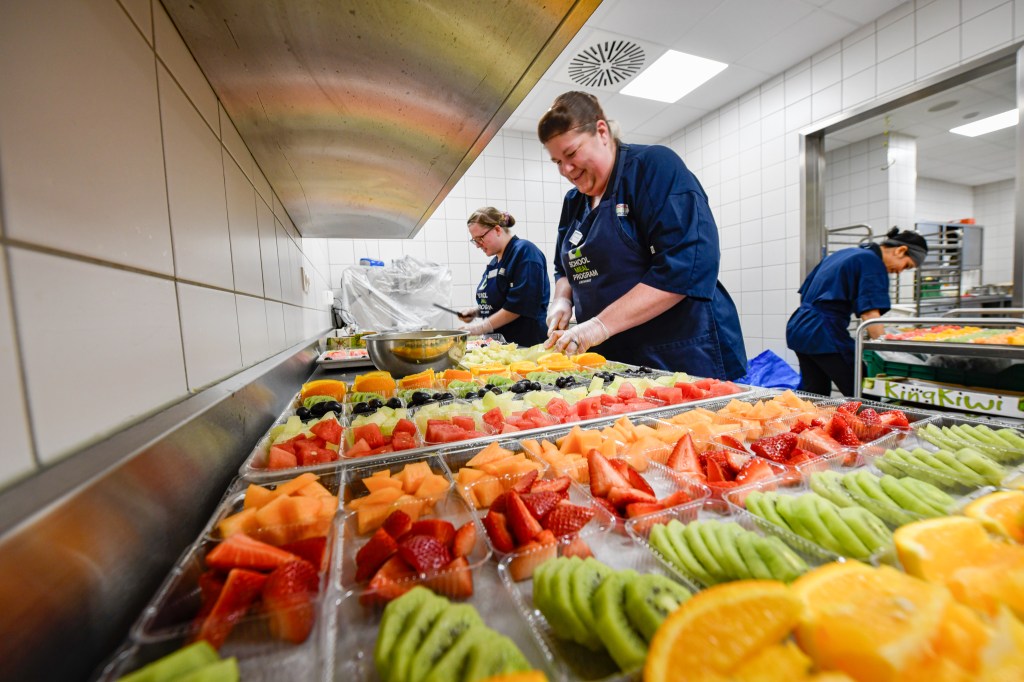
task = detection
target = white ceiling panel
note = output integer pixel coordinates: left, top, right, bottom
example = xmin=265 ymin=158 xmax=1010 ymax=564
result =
xmin=674 ymin=0 xmax=817 ymax=64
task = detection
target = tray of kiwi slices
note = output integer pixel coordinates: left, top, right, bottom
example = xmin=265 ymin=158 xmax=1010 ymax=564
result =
xmin=498 ymin=528 xmax=695 ymax=681
xmin=329 ymin=563 xmax=557 ymax=682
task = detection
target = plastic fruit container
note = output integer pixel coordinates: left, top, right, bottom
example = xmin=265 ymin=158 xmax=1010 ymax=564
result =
xmin=340 ymin=455 xmax=454 ymax=539
xmin=625 ymin=498 xmax=834 ymax=589
xmin=239 ymin=396 xmax=347 ymax=483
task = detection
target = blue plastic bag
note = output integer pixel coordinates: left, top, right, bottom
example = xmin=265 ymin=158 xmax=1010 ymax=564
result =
xmin=736 ymin=350 xmax=801 ymax=390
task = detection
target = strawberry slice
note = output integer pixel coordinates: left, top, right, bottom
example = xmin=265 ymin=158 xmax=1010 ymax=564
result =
xmin=658 ymin=490 xmax=694 ymax=508
xmin=423 ymin=556 xmax=474 ymax=599
xmin=510 ymin=469 xmax=539 ymax=494
xmin=262 ymin=560 xmax=319 ymax=644
xmin=587 ymin=449 xmax=631 ymax=497
xmin=451 ymin=522 xmax=476 ymax=558
xmin=827 ymin=414 xmax=861 ymax=447
xmin=625 ymin=501 xmax=665 ymax=518
xmin=717 ymin=434 xmax=749 ymax=453
xmin=529 ymin=475 xmax=572 ymax=497
xmin=796 ymin=427 xmax=843 ymax=455
xmin=704 ymin=458 xmax=729 ymax=483
xmin=195 ymin=571 xmax=226 ymax=620
xmin=407 ymin=519 xmax=456 ymax=547
xmin=607 ymin=486 xmax=657 ymax=510
xmin=280 ymin=536 xmax=328 ymax=572
xmin=624 ymin=466 xmax=656 ymax=497
xmin=542 ymin=504 xmax=595 ymax=537
xmin=355 ymin=527 xmax=397 ymax=582
xmin=789 ymin=421 xmax=808 ymax=434
xmin=749 ymin=432 xmax=798 ymax=463
xmin=197 ymin=568 xmax=267 ymax=649
xmin=591 ymin=496 xmax=618 ymax=519
xmin=520 ymin=491 xmax=562 ymax=523
xmin=609 ymin=458 xmax=632 ymax=480
xmin=561 ymin=536 xmax=594 ymax=559
xmin=722 ymin=450 xmax=749 ymax=475
xmin=879 ymin=410 xmax=910 ymax=429
xmin=482 ymin=509 xmax=516 ymax=553
xmin=490 ymin=491 xmax=512 ymax=514
xmin=666 ymin=434 xmax=701 ymax=474
xmin=206 ymin=534 xmax=302 ymax=572
xmin=506 ymin=491 xmax=544 ymax=545
xmin=838 ymin=401 xmax=862 ymax=413
xmin=382 ymin=509 xmax=413 ymax=539
xmin=859 ymin=408 xmax=881 ymax=424
xmin=398 ymin=535 xmax=452 ymax=573
xmin=361 ymin=555 xmax=415 ymax=607
xmin=734 ymin=459 xmax=776 ymax=485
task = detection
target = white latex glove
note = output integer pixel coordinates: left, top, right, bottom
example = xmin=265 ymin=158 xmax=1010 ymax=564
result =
xmin=457 ymin=307 xmax=480 ymax=323
xmin=546 ymin=298 xmax=573 ymax=335
xmin=549 ymin=317 xmax=609 ymax=354
xmin=462 ymin=317 xmax=494 ymax=335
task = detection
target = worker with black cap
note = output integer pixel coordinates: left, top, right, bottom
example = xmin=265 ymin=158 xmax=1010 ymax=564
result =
xmin=786 ymin=227 xmax=929 ymax=396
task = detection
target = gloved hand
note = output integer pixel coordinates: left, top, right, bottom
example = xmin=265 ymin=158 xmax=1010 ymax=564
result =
xmin=457 ymin=307 xmax=480 ymax=323
xmin=546 ymin=298 xmax=573 ymax=335
xmin=462 ymin=317 xmax=494 ymax=335
xmin=548 ymin=317 xmax=609 ymax=355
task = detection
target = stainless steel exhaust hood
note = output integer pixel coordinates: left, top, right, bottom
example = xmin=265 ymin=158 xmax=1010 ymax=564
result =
xmin=161 ymin=0 xmax=600 ymax=238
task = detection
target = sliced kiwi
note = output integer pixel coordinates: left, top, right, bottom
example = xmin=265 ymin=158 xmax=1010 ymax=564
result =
xmin=421 ymin=625 xmax=489 ymax=682
xmin=407 ymin=603 xmax=483 ymax=682
xmin=462 ymin=634 xmax=532 ymax=682
xmin=376 ymin=587 xmax=439 ymax=682
xmin=554 ymin=557 xmax=591 ymax=646
xmin=662 ymin=520 xmax=716 ymax=586
xmin=593 ymin=570 xmax=648 ymax=672
xmin=623 ymin=573 xmax=691 ymax=643
xmin=568 ymin=557 xmax=613 ymax=651
xmin=387 ymin=592 xmax=449 ymax=682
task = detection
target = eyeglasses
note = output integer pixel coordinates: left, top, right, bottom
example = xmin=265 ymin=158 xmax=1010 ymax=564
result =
xmin=468 ymin=226 xmax=496 ymax=245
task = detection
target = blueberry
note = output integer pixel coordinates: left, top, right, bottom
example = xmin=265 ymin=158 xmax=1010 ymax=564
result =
xmin=437 ymin=392 xmax=454 ymax=401
xmin=483 ymin=383 xmax=495 ymax=390
xmin=489 ymin=387 xmax=502 ymax=394
xmin=368 ymin=398 xmax=384 ymax=409
xmin=464 ymin=390 xmax=478 ymax=399
xmin=509 ymin=383 xmax=524 ymax=394
xmin=638 ymin=366 xmax=653 ymax=374
xmin=530 ymin=382 xmax=542 ymax=391
xmin=351 ymin=401 xmax=370 ymax=415
xmin=296 ymin=406 xmax=311 ymax=421
xmin=410 ymin=391 xmax=429 ymax=405
xmin=309 ymin=402 xmax=328 ymax=418
xmin=477 ymin=389 xmax=487 ymax=398
xmin=386 ymin=397 xmax=402 ymax=409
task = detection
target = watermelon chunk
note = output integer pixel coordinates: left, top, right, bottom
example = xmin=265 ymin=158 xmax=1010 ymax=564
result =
xmin=451 ymin=415 xmax=476 ymax=432
xmin=352 ymin=423 xmax=385 ymax=449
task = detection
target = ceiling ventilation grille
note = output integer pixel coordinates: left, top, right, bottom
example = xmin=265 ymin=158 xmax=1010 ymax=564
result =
xmin=568 ymin=41 xmax=645 ymax=88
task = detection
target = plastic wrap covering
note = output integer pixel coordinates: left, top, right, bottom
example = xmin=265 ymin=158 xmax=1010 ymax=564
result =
xmin=338 ymin=255 xmax=452 ymax=331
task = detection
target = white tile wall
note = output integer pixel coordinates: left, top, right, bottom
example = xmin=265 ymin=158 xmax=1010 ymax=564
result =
xmin=974 ymin=179 xmax=1016 ymax=283
xmin=0 ymin=0 xmax=330 ymax=488
xmin=916 ymin=177 xmax=974 ymax=223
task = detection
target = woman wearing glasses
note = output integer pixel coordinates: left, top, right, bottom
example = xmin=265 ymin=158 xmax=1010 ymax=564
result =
xmin=538 ymin=91 xmax=746 ymax=379
xmin=457 ymin=207 xmax=550 ymax=345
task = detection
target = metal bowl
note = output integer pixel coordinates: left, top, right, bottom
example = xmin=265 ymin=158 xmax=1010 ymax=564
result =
xmin=365 ymin=330 xmax=468 ymax=376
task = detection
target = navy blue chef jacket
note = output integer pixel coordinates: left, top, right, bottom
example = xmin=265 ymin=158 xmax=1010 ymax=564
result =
xmin=475 ymin=235 xmax=549 ymax=346
xmin=553 ymin=143 xmax=746 ymax=379
xmin=786 ymin=243 xmax=891 ymax=364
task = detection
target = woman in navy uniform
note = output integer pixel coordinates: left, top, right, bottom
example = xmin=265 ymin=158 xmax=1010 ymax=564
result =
xmin=786 ymin=227 xmax=928 ymax=396
xmin=458 ymin=207 xmax=549 ymax=346
xmin=537 ymin=91 xmax=746 ymax=379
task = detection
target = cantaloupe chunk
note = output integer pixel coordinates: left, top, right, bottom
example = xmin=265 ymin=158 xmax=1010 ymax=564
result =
xmin=471 ymin=476 xmax=503 ymax=508
xmin=370 ymin=469 xmax=391 ymax=478
xmin=347 ymin=486 xmax=405 ymax=511
xmin=414 ymin=473 xmax=449 ymax=499
xmin=296 ymin=480 xmax=334 ymax=498
xmin=520 ymin=439 xmax=543 ymax=458
xmin=244 ymin=484 xmax=280 ymax=510
xmin=217 ymin=508 xmax=260 ymax=538
xmin=274 ymin=472 xmax=319 ymax=497
xmin=357 ymin=504 xmax=393 ymax=535
xmin=363 ymin=476 xmax=403 ymax=493
xmin=456 ymin=468 xmax=488 ymax=485
xmin=599 ymin=438 xmax=619 ymax=459
xmin=629 ymin=436 xmax=670 ymax=467
xmin=396 ymin=461 xmax=432 ymax=493
xmin=466 ymin=442 xmax=514 ymax=467
xmin=252 ymin=496 xmax=321 ymax=545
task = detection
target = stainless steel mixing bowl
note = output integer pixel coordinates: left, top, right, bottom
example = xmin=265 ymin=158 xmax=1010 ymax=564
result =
xmin=364 ymin=330 xmax=469 ymax=376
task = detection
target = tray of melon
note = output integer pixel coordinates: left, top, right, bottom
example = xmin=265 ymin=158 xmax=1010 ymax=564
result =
xmin=338 ymin=457 xmax=495 ymax=599
xmin=498 ymin=524 xmax=694 ymax=681
xmin=130 ymin=474 xmax=340 ymax=679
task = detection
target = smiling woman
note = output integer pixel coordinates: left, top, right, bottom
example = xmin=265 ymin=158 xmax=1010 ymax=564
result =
xmin=457 ymin=207 xmax=550 ymax=346
xmin=536 ymin=91 xmax=747 ymax=379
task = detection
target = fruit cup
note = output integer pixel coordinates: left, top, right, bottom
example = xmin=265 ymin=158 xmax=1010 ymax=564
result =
xmin=723 ymin=474 xmax=897 ymax=566
xmin=240 ymin=405 xmax=346 ymax=481
xmin=131 ymin=528 xmax=335 ymax=674
xmin=413 ymin=401 xmax=497 ymax=445
xmin=332 ymin=563 xmax=555 ymax=682
xmin=498 ymin=527 xmax=693 ymax=680
xmin=341 ymin=456 xmax=454 ymax=537
xmin=813 ymin=397 xmax=933 ymax=445
xmin=94 ymin=638 xmax=243 ymax=681
xmin=625 ymin=498 xmax=834 ymax=590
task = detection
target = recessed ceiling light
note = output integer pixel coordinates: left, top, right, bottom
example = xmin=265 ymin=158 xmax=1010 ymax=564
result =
xmin=950 ymin=109 xmax=1018 ymax=136
xmin=927 ymin=100 xmax=958 ymax=112
xmin=963 ymin=111 xmax=980 ymax=120
xmin=619 ymin=49 xmax=727 ymax=103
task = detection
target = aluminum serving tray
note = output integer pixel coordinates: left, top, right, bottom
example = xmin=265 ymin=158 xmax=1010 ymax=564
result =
xmin=316 ymin=348 xmax=375 ymax=370
xmin=498 ymin=525 xmax=695 ymax=682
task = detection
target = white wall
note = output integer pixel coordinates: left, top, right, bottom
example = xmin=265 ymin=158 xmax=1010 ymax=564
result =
xmin=0 ymin=0 xmax=332 ymax=488
xmin=917 ymin=177 xmax=975 ymax=222
xmin=974 ymin=179 xmax=1016 ymax=283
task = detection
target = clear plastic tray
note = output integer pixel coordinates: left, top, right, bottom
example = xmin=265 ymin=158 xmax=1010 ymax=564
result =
xmin=339 ymin=455 xmax=454 ymax=539
xmin=625 ymin=498 xmax=835 ymax=589
xmin=498 ymin=527 xmax=695 ymax=682
xmin=860 ymin=424 xmax=1024 ymax=492
xmin=328 ymin=562 xmax=557 ymax=681
xmin=722 ymin=474 xmax=895 ymax=566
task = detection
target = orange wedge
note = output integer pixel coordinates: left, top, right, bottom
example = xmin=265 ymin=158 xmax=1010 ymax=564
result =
xmin=645 ymin=580 xmax=801 ymax=682
xmin=570 ymin=351 xmax=606 ymax=367
xmin=441 ymin=368 xmax=473 ymax=385
xmin=300 ymin=379 xmax=347 ymax=402
xmin=398 ymin=368 xmax=435 ymax=389
xmin=352 ymin=370 xmax=395 ymax=394
xmin=963 ymin=490 xmax=1024 ymax=543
